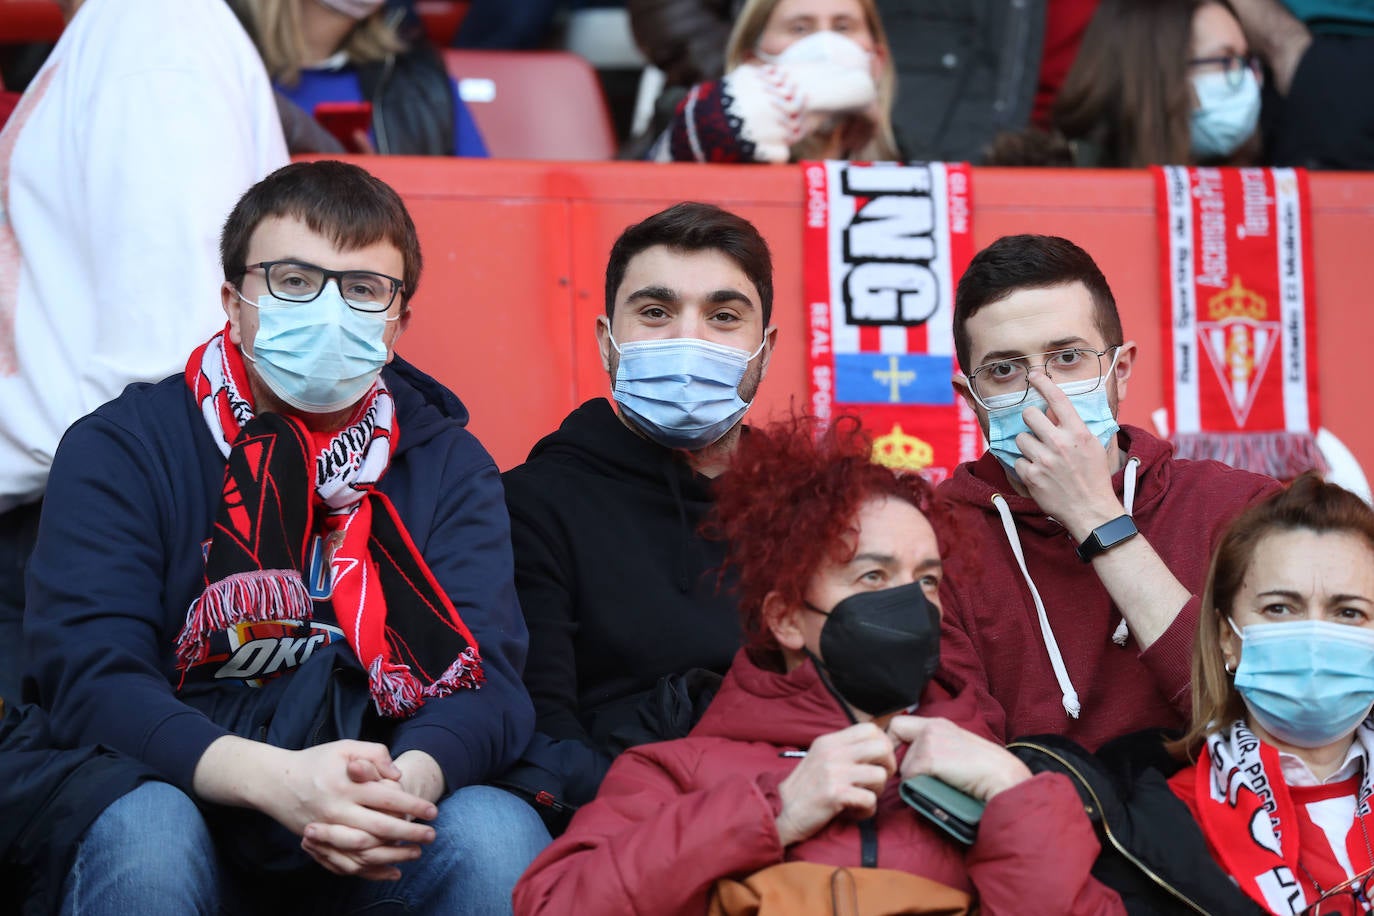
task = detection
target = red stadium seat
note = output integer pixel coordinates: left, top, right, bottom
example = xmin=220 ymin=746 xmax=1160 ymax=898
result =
xmin=416 ymin=1 xmax=469 ymax=47
xmin=443 ymin=49 xmax=616 ymax=160
xmin=0 ymin=1 xmax=64 ymax=43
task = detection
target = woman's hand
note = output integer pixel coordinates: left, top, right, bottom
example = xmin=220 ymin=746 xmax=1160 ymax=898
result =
xmin=774 ymin=722 xmax=896 ymax=847
xmin=888 ymin=716 xmax=1032 ymax=803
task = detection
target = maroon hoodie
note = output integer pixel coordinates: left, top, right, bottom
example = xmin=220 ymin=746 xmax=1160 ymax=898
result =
xmin=936 ymin=425 xmax=1278 ymax=750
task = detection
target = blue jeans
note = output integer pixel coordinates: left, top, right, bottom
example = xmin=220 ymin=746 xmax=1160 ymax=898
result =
xmin=62 ymin=782 xmax=551 ymax=915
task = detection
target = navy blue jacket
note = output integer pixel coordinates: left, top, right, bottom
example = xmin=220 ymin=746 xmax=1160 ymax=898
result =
xmin=23 ymin=357 xmax=532 ymax=795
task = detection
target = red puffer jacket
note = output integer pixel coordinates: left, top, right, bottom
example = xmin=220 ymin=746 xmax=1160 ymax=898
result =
xmin=513 ymin=649 xmax=1125 ymax=915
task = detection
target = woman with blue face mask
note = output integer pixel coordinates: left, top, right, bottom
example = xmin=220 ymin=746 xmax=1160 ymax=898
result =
xmin=1028 ymin=0 xmax=1263 ymax=168
xmin=1169 ymin=475 xmax=1374 ymax=915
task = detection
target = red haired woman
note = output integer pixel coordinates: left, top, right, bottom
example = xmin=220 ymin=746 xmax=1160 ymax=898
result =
xmin=513 ymin=417 xmax=1124 ymax=915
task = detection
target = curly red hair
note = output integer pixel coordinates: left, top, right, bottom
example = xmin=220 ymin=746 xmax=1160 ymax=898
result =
xmin=710 ymin=414 xmax=946 ymax=655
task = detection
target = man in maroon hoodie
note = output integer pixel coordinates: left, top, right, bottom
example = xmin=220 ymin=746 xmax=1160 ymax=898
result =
xmin=937 ymin=234 xmax=1278 ymax=750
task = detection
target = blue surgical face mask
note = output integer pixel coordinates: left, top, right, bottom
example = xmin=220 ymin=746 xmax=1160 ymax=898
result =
xmin=981 ymin=372 xmax=1121 ymax=479
xmin=1229 ymin=618 xmax=1374 ymax=748
xmin=238 ymin=283 xmax=397 ymax=413
xmin=609 ymin=333 xmax=765 ymax=450
xmin=1190 ymin=68 xmax=1261 ymax=160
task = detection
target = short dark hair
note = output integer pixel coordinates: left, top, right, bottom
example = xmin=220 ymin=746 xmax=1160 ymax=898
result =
xmin=604 ymin=202 xmax=774 ymax=326
xmin=220 ymin=160 xmax=422 ymax=307
xmin=952 ymin=234 xmax=1122 ymax=374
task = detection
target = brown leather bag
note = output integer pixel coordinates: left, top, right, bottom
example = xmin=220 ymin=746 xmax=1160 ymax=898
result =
xmin=708 ymin=861 xmax=975 ymax=916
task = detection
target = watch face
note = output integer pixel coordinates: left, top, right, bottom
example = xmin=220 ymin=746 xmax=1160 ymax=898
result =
xmin=1097 ymin=515 xmax=1139 ymax=548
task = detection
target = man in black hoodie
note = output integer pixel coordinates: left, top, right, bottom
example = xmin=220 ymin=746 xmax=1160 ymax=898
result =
xmin=502 ymin=202 xmax=777 ymax=825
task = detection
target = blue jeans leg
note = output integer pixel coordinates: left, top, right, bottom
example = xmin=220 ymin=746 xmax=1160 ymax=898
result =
xmin=60 ymin=782 xmax=221 ymax=916
xmin=337 ymin=784 xmax=552 ymax=915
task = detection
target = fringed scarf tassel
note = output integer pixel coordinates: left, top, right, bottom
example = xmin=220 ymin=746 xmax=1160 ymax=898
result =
xmin=176 ymin=569 xmax=312 ymax=669
xmin=1173 ymin=430 xmax=1328 ymax=481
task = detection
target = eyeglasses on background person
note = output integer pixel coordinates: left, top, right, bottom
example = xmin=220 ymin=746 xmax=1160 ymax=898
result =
xmin=1188 ymin=52 xmax=1263 ymax=91
xmin=240 ymin=260 xmax=404 ymax=313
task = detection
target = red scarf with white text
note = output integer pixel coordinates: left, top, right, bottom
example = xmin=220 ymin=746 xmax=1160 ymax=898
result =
xmin=1154 ymin=166 xmax=1323 ymax=480
xmin=1187 ymin=720 xmax=1374 ymax=914
xmin=176 ymin=327 xmax=483 ymax=717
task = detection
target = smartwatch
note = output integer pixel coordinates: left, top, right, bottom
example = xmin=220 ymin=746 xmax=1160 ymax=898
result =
xmin=1075 ymin=514 xmax=1138 ymax=563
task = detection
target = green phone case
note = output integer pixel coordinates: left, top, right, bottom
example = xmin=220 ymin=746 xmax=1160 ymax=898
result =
xmin=899 ymin=774 xmax=986 ymax=845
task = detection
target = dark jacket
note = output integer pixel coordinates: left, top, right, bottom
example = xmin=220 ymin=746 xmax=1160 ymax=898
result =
xmin=24 ymin=356 xmax=533 ymax=796
xmin=877 ymin=0 xmax=1045 ymax=162
xmin=502 ymin=398 xmax=740 ymax=809
xmin=1009 ymin=731 xmax=1269 ymax=915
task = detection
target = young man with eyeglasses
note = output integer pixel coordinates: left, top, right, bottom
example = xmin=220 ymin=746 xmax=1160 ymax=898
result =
xmin=19 ymin=161 xmax=548 ymax=914
xmin=937 ymin=234 xmax=1279 ymax=751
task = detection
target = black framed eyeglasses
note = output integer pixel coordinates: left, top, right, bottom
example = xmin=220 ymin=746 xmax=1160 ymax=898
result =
xmin=240 ymin=260 xmax=404 ymax=313
xmin=1299 ymin=863 xmax=1374 ymax=914
xmin=1188 ymin=53 xmax=1262 ymax=90
xmin=967 ymin=346 xmax=1120 ymax=410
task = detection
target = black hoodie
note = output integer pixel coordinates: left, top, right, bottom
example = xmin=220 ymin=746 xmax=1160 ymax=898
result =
xmin=502 ymin=399 xmax=741 ymax=805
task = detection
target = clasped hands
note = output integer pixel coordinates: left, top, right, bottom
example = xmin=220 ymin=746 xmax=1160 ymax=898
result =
xmin=773 ymin=717 xmax=1031 ymax=848
xmin=268 ymin=741 xmax=444 ymax=881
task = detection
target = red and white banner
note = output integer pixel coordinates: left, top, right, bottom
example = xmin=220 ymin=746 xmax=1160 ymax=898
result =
xmin=802 ymin=161 xmax=980 ymax=483
xmin=1155 ymin=166 xmax=1322 ymax=477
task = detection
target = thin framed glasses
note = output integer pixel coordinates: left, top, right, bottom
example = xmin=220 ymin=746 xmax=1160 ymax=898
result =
xmin=1188 ymin=53 xmax=1262 ymax=90
xmin=241 ymin=260 xmax=404 ymax=313
xmin=967 ymin=346 xmax=1120 ymax=410
xmin=1299 ymin=863 xmax=1374 ymax=914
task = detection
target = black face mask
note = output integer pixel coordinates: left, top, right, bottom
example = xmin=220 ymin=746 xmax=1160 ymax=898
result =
xmin=803 ymin=580 xmax=941 ymax=719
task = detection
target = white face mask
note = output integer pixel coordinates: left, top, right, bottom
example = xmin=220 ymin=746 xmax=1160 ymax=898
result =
xmin=755 ymin=29 xmax=872 ymax=72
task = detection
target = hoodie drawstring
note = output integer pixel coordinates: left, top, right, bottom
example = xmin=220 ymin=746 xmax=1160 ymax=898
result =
xmin=1110 ymin=457 xmax=1141 ymax=646
xmin=991 ymin=456 xmax=1141 ymax=720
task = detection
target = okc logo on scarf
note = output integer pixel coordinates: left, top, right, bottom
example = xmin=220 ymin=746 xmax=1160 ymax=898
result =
xmin=803 ymin=161 xmax=980 ymax=482
xmin=1155 ymin=166 xmax=1321 ymax=478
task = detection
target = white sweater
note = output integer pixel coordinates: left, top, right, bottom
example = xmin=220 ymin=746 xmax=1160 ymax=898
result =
xmin=0 ymin=0 xmax=288 ymax=512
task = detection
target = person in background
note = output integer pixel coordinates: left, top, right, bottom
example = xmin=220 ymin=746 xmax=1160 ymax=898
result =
xmin=991 ymin=0 xmax=1263 ymax=167
xmin=231 ymin=0 xmax=487 ymax=157
xmin=513 ymin=416 xmax=1126 ymax=915
xmin=1232 ymin=0 xmax=1374 ymax=169
xmin=500 ymin=202 xmax=776 ymax=831
xmin=651 ymin=0 xmax=899 ymax=163
xmin=0 ymin=0 xmax=287 ymax=706
xmin=1170 ymin=475 xmax=1374 ymax=915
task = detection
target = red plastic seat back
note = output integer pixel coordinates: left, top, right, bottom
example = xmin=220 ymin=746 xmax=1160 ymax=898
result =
xmin=443 ymin=49 xmax=616 ymax=160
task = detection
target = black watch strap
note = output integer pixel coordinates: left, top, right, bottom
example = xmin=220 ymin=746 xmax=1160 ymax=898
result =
xmin=1075 ymin=514 xmax=1139 ymax=563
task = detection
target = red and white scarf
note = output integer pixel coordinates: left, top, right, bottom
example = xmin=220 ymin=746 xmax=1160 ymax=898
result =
xmin=1155 ymin=166 xmax=1323 ymax=480
xmin=1189 ymin=720 xmax=1374 ymax=914
xmin=177 ymin=327 xmax=483 ymax=717
xmin=802 ymin=160 xmax=981 ymax=483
